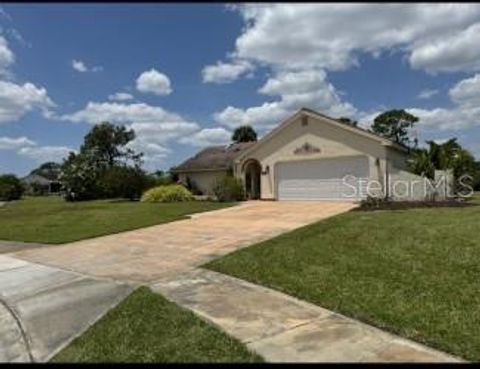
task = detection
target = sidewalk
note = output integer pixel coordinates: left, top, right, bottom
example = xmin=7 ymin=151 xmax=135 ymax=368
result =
xmin=151 ymin=269 xmax=463 ymax=363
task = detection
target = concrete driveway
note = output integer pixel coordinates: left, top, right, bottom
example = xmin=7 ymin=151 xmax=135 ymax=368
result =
xmin=11 ymin=201 xmax=356 ymax=283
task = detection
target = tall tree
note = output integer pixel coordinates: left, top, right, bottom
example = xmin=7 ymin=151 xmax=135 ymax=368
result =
xmin=232 ymin=125 xmax=257 ymax=143
xmin=337 ymin=117 xmax=358 ymax=127
xmin=81 ymin=122 xmax=143 ymax=169
xmin=60 ymin=122 xmax=145 ymax=201
xmin=372 ymin=109 xmax=418 ymax=147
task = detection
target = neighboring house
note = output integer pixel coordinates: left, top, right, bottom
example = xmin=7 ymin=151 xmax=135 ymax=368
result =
xmin=21 ymin=174 xmax=61 ymax=195
xmin=173 ymin=107 xmax=421 ymax=201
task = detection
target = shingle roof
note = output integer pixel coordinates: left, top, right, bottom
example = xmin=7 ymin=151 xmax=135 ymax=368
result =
xmin=171 ymin=142 xmax=256 ymax=172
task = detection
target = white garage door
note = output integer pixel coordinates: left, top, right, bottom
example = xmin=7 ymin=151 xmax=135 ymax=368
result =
xmin=276 ymin=156 xmax=370 ymax=200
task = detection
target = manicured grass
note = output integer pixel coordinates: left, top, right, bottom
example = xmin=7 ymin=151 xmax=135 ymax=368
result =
xmin=0 ymin=196 xmax=234 ymax=244
xmin=206 ymin=195 xmax=480 ymax=361
xmin=52 ymin=287 xmax=261 ymax=363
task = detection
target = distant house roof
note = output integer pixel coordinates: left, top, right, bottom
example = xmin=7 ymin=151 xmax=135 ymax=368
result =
xmin=171 ymin=142 xmax=256 ymax=172
xmin=21 ymin=174 xmax=52 ymax=186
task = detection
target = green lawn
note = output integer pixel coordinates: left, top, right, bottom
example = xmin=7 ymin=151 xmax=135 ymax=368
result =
xmin=52 ymin=287 xmax=261 ymax=363
xmin=206 ymin=196 xmax=480 ymax=361
xmin=0 ymin=196 xmax=234 ymax=244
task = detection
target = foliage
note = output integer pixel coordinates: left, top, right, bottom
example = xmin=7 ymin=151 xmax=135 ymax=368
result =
xmin=337 ymin=117 xmax=358 ymax=127
xmin=149 ymin=170 xmax=175 ymax=187
xmin=408 ymin=138 xmax=477 ymax=185
xmin=212 ymin=176 xmax=244 ymax=202
xmin=0 ymin=174 xmax=24 ymax=201
xmin=60 ymin=122 xmax=144 ymax=201
xmin=141 ymin=185 xmax=194 ymax=203
xmin=232 ymin=125 xmax=257 ymax=143
xmin=98 ymin=165 xmax=150 ymax=200
xmin=372 ymin=109 xmax=419 ymax=147
xmin=30 ymin=161 xmax=62 ymax=181
xmin=26 ymin=182 xmax=50 ymax=196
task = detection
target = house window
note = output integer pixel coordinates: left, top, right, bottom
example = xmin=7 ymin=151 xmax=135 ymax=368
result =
xmin=301 ymin=116 xmax=308 ymax=126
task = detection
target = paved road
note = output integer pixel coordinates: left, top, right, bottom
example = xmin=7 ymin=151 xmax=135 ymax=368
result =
xmin=0 ymin=255 xmax=133 ymax=362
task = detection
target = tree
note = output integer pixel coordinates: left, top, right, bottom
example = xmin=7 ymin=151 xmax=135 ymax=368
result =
xmin=232 ymin=125 xmax=257 ymax=143
xmin=0 ymin=174 xmax=24 ymax=201
xmin=372 ymin=109 xmax=419 ymax=147
xmin=81 ymin=122 xmax=143 ymax=169
xmin=60 ymin=122 xmax=145 ymax=201
xmin=409 ymin=138 xmax=477 ymax=186
xmin=30 ymin=162 xmax=62 ymax=181
xmin=337 ymin=117 xmax=358 ymax=127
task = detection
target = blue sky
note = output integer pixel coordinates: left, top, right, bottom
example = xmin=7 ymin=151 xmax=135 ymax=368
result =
xmin=1 ymin=4 xmax=480 ymax=176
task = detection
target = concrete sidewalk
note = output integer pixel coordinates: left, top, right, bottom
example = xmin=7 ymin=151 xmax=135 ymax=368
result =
xmin=151 ymin=269 xmax=463 ymax=363
xmin=0 ymin=255 xmax=133 ymax=362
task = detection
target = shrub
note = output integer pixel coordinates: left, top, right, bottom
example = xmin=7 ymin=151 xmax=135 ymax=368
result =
xmin=98 ymin=166 xmax=150 ymax=200
xmin=0 ymin=174 xmax=25 ymax=201
xmin=140 ymin=185 xmax=194 ymax=203
xmin=212 ymin=176 xmax=244 ymax=202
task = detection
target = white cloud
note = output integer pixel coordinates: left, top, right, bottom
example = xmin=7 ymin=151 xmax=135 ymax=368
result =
xmin=448 ymin=73 xmax=480 ymax=108
xmin=0 ymin=35 xmax=14 ymax=75
xmin=72 ymin=59 xmax=87 ymax=72
xmin=108 ymin=92 xmax=134 ymax=102
xmin=202 ymin=59 xmax=254 ymax=84
xmin=410 ymin=22 xmax=480 ymax=73
xmin=0 ymin=80 xmax=55 ymax=124
xmin=62 ymin=101 xmax=200 ymax=168
xmin=418 ymin=89 xmax=439 ymax=99
xmin=226 ymin=4 xmax=480 ymax=72
xmin=61 ymin=101 xmax=189 ymax=126
xmin=72 ymin=59 xmax=102 ymax=73
xmin=214 ymin=69 xmax=356 ymax=129
xmin=179 ymin=127 xmax=232 ymax=147
xmin=18 ymin=145 xmax=73 ymax=163
xmin=406 ymin=74 xmax=480 ymax=131
xmin=0 ymin=136 xmax=35 ymax=150
xmin=136 ymin=69 xmax=172 ymax=96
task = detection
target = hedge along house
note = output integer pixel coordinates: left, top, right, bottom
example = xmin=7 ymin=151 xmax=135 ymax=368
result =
xmin=173 ymin=108 xmax=451 ymax=201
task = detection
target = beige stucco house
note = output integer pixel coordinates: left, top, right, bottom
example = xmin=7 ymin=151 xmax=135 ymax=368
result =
xmin=172 ymin=108 xmax=411 ymax=201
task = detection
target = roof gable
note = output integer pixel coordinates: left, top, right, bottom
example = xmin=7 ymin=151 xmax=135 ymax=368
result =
xmin=236 ymin=108 xmax=408 ymax=162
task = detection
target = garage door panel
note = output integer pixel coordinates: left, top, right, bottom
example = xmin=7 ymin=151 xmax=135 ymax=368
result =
xmin=277 ymin=156 xmax=369 ymax=201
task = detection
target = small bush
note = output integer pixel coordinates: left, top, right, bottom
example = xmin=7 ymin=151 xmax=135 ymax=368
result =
xmin=140 ymin=185 xmax=194 ymax=203
xmin=0 ymin=174 xmax=25 ymax=201
xmin=212 ymin=176 xmax=244 ymax=202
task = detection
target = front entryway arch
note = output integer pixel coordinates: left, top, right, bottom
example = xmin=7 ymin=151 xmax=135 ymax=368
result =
xmin=243 ymin=159 xmax=261 ymax=200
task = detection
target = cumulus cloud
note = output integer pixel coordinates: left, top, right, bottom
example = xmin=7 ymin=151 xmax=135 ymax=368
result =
xmin=108 ymin=92 xmax=134 ymax=102
xmin=0 ymin=80 xmax=55 ymax=124
xmin=18 ymin=145 xmax=73 ymax=163
xmin=213 ymin=69 xmax=356 ymax=129
xmin=0 ymin=35 xmax=14 ymax=75
xmin=178 ymin=127 xmax=232 ymax=147
xmin=0 ymin=136 xmax=35 ymax=150
xmin=410 ymin=22 xmax=480 ymax=73
xmin=61 ymin=101 xmax=201 ymax=167
xmin=418 ymin=89 xmax=439 ymax=99
xmin=136 ymin=69 xmax=172 ymax=96
xmin=407 ymin=74 xmax=480 ymax=131
xmin=202 ymin=59 xmax=254 ymax=84
xmin=72 ymin=59 xmax=103 ymax=73
xmin=226 ymin=4 xmax=480 ymax=72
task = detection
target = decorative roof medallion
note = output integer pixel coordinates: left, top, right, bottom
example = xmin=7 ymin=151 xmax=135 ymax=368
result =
xmin=293 ymin=142 xmax=321 ymax=155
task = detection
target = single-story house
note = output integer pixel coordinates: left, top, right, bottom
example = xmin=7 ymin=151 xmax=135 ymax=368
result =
xmin=21 ymin=174 xmax=62 ymax=195
xmin=172 ymin=107 xmax=420 ymax=201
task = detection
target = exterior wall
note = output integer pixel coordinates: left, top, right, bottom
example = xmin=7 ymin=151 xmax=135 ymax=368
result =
xmin=177 ymin=170 xmax=227 ymax=195
xmin=236 ymin=115 xmax=405 ymax=200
